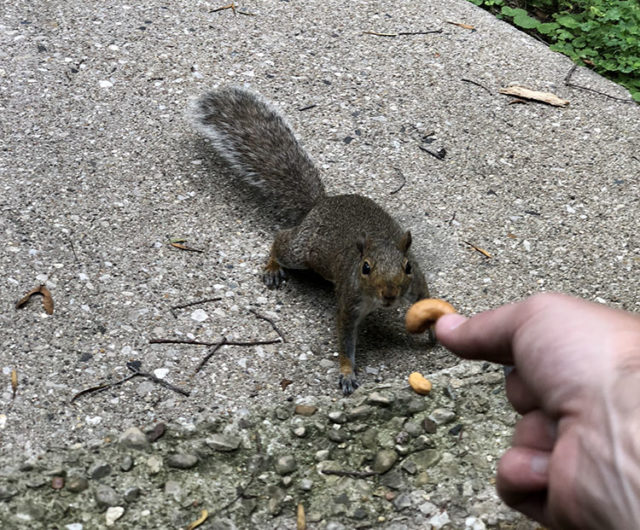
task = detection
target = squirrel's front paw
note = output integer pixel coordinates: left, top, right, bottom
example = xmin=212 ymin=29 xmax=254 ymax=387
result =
xmin=263 ymin=258 xmax=286 ymax=288
xmin=339 ymin=373 xmax=359 ymax=396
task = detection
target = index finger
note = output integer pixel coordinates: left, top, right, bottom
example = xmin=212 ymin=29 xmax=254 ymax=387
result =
xmin=434 ymin=301 xmax=527 ymax=365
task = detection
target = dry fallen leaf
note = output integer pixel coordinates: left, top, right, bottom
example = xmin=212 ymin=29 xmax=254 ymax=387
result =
xmin=446 ymin=21 xmax=475 ymax=30
xmin=280 ymin=378 xmax=293 ymax=391
xmin=464 ymin=241 xmax=492 ymax=259
xmin=40 ymin=286 xmax=54 ymax=314
xmin=11 ymin=369 xmax=18 ymax=399
xmin=499 ymin=85 xmax=569 ymax=107
xmin=186 ymin=509 xmax=209 ymax=530
xmin=170 ymin=242 xmax=204 ymax=253
xmin=297 ymin=504 xmax=306 ymax=530
xmin=15 ymin=285 xmax=54 ymax=314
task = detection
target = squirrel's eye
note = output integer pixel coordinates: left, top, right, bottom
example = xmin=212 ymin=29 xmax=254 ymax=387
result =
xmin=404 ymin=261 xmax=412 ymax=275
xmin=362 ymin=261 xmax=371 ymax=275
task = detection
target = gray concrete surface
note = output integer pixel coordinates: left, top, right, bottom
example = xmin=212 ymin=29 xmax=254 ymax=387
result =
xmin=0 ymin=0 xmax=638 ymax=524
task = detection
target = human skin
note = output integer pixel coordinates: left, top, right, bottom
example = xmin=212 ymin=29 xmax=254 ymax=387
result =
xmin=434 ymin=293 xmax=640 ymax=529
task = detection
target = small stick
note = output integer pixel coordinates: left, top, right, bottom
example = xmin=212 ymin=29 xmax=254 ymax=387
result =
xmin=464 ymin=241 xmax=492 ymax=259
xmin=171 ymin=297 xmax=222 ymax=313
xmin=320 ymin=469 xmax=379 ymax=478
xmin=170 ymin=242 xmax=204 ymax=253
xmin=150 ymin=338 xmax=281 ymax=347
xmin=298 ymin=104 xmax=317 ymax=112
xmin=564 ymin=63 xmax=633 ymax=103
xmin=126 ymin=362 xmax=191 ymax=396
xmin=65 ymin=233 xmax=80 ymax=265
xmin=362 ymin=31 xmax=398 ymax=37
xmin=397 ymin=30 xmax=442 ymax=35
xmin=363 ymin=30 xmax=441 ymax=37
xmin=211 ymin=2 xmax=236 ymax=14
xmin=195 ymin=338 xmax=228 ymax=374
xmin=389 ymin=168 xmax=406 ymax=195
xmin=248 ymin=309 xmax=286 ymax=342
xmin=418 ymin=145 xmax=446 ymax=160
xmin=70 ymin=373 xmax=138 ymax=403
xmin=216 ymin=432 xmax=264 ymax=514
xmin=445 ymin=211 xmax=456 ymax=225
xmin=461 ymin=78 xmax=492 ymax=95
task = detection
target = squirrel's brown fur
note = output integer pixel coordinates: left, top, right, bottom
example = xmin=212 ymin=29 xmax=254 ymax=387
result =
xmin=191 ymin=86 xmax=429 ymax=394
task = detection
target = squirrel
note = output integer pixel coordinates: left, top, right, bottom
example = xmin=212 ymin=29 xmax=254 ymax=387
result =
xmin=190 ymin=86 xmax=429 ymax=395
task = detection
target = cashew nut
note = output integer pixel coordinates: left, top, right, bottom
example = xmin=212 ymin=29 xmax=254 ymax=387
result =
xmin=405 ymin=298 xmax=457 ymax=334
xmin=408 ymin=372 xmax=432 ymax=395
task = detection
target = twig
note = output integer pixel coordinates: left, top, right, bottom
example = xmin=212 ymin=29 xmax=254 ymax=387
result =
xmin=195 ymin=338 xmax=228 ymax=374
xmin=298 ymin=104 xmax=317 ymax=112
xmin=461 ymin=78 xmax=492 ymax=95
xmin=171 ymin=297 xmax=222 ymax=313
xmin=564 ymin=63 xmax=634 ymax=103
xmin=362 ymin=30 xmax=441 ymax=37
xmin=418 ymin=145 xmax=446 ymax=160
xmin=70 ymin=373 xmax=138 ymax=403
xmin=126 ymin=361 xmax=190 ymax=396
xmin=150 ymin=338 xmax=281 ymax=347
xmin=389 ymin=167 xmax=406 ymax=195
xmin=463 ymin=241 xmax=492 ymax=259
xmin=398 ymin=30 xmax=442 ymax=35
xmin=320 ymin=469 xmax=379 ymax=478
xmin=211 ymin=2 xmax=236 ymax=14
xmin=217 ymin=432 xmax=264 ymax=514
xmin=170 ymin=242 xmax=204 ymax=253
xmin=362 ymin=31 xmax=398 ymax=37
xmin=65 ymin=233 xmax=80 ymax=266
xmin=445 ymin=211 xmax=456 ymax=225
xmin=248 ymin=309 xmax=286 ymax=342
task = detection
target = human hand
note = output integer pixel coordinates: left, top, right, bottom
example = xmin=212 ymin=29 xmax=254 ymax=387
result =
xmin=435 ymin=293 xmax=640 ymax=529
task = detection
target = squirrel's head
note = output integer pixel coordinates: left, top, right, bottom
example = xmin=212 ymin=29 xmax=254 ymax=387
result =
xmin=356 ymin=230 xmax=414 ymax=308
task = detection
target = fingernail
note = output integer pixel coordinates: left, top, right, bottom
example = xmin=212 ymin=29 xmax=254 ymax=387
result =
xmin=530 ymin=454 xmax=549 ymax=475
xmin=439 ymin=313 xmax=467 ymax=331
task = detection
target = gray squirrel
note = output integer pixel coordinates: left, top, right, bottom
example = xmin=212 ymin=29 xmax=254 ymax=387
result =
xmin=191 ymin=87 xmax=429 ymax=394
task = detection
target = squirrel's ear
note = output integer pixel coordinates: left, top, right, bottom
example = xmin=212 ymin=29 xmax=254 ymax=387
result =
xmin=398 ymin=231 xmax=412 ymax=253
xmin=357 ymin=232 xmax=370 ymax=256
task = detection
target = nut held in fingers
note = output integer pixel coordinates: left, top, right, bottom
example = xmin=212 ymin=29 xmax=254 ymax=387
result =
xmin=405 ymin=298 xmax=457 ymax=334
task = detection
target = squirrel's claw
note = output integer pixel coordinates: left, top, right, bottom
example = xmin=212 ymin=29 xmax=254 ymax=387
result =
xmin=339 ymin=373 xmax=359 ymax=396
xmin=263 ymin=267 xmax=286 ymax=288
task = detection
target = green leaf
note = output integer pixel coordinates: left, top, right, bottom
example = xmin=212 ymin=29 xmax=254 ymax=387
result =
xmin=537 ymin=22 xmax=559 ymax=35
xmin=500 ymin=6 xmax=523 ymax=17
xmin=555 ymin=15 xmax=580 ymax=28
xmin=513 ymin=12 xmax=540 ymax=29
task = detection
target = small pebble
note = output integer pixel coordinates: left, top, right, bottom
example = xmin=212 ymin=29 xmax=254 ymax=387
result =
xmin=275 ymin=455 xmax=297 ymax=475
xmin=166 ymin=453 xmax=199 ymax=469
xmin=373 ymin=449 xmax=398 ymax=474
xmin=105 ymin=506 xmax=124 ymax=526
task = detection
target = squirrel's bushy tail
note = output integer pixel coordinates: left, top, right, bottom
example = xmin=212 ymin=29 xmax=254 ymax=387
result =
xmin=191 ymin=86 xmax=326 ymax=223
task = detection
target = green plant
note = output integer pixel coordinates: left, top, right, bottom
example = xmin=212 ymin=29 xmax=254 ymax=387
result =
xmin=467 ymin=0 xmax=640 ymax=102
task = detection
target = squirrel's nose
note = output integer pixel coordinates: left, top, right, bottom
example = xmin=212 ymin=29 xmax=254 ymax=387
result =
xmin=381 ymin=287 xmax=399 ymax=305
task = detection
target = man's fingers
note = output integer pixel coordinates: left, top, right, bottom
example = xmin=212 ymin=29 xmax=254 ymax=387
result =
xmin=512 ymin=409 xmax=557 ymax=451
xmin=505 ymin=369 xmax=540 ymax=414
xmin=435 ymin=303 xmax=527 ymax=365
xmin=498 ymin=447 xmax=550 ymax=493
